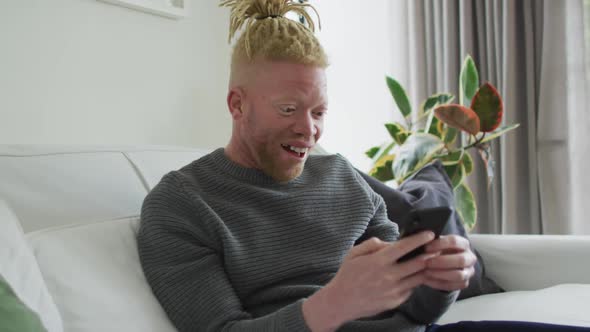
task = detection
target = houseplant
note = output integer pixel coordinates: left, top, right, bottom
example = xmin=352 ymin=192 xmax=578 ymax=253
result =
xmin=366 ymin=55 xmax=519 ymax=229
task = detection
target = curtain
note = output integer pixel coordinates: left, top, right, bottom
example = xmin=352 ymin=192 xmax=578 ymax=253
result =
xmin=400 ymin=0 xmax=589 ymax=234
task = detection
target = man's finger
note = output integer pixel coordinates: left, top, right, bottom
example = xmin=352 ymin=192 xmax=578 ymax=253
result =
xmin=423 ymin=276 xmax=471 ymax=291
xmin=426 ymin=252 xmax=477 ymax=269
xmin=381 ymin=231 xmax=435 ymax=262
xmin=390 ymin=252 xmax=437 ymax=278
xmin=425 ymin=266 xmax=475 ymax=282
xmin=350 ymin=237 xmax=389 ymax=258
xmin=393 ymin=271 xmax=426 ymax=292
xmin=425 ymin=235 xmax=470 ymax=253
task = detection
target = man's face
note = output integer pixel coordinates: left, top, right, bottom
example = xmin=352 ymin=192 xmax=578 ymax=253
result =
xmin=230 ymin=60 xmax=328 ymax=182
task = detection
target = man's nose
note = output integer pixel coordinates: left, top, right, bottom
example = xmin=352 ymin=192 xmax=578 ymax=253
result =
xmin=293 ymin=112 xmax=317 ymax=138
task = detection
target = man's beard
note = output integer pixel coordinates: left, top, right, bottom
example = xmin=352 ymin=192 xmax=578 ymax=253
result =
xmin=258 ymin=145 xmax=305 ymax=182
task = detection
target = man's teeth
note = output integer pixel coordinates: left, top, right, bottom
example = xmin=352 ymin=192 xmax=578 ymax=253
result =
xmin=281 ymin=144 xmax=308 ymax=154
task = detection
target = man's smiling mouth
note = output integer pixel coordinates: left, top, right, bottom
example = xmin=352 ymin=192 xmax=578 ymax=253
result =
xmin=281 ymin=144 xmax=309 ymax=158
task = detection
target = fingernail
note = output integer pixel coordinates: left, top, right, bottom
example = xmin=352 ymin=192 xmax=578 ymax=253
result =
xmin=427 ymin=231 xmax=435 ymax=240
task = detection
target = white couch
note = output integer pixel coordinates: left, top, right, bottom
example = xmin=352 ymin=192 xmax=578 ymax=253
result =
xmin=1 ymin=145 xmax=589 ymax=332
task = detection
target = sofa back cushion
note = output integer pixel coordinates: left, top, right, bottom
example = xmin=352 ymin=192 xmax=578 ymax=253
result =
xmin=0 ymin=146 xmax=148 ymax=233
xmin=0 ymin=199 xmax=63 ymax=332
xmin=125 ymin=149 xmax=210 ymax=190
xmin=0 ymin=145 xmax=209 ymax=233
xmin=26 ymin=217 xmax=177 ymax=332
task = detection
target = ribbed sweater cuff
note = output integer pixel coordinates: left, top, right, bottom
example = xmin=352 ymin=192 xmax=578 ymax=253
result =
xmin=280 ymin=299 xmax=312 ymax=332
xmin=400 ymin=287 xmax=459 ymax=324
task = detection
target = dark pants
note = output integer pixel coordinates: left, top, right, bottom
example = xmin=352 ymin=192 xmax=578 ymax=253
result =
xmin=427 ymin=321 xmax=590 ymax=332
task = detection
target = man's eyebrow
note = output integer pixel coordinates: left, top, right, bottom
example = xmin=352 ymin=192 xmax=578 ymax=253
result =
xmin=273 ymin=97 xmax=328 ymax=109
xmin=281 ymin=86 xmax=326 ymax=99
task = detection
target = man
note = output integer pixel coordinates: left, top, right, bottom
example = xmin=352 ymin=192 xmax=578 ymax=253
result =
xmin=137 ymin=1 xmax=476 ymax=331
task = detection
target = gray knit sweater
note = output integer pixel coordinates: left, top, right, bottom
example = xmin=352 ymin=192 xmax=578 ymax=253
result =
xmin=137 ymin=148 xmax=457 ymax=332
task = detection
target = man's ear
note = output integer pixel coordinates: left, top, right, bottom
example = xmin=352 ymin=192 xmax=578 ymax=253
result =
xmin=227 ymin=88 xmax=245 ymax=120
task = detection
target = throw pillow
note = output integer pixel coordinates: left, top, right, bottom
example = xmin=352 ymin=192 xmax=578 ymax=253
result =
xmin=357 ymin=160 xmax=504 ymax=300
xmin=0 ymin=199 xmax=64 ymax=332
xmin=26 ymin=217 xmax=178 ymax=332
xmin=0 ymin=274 xmax=47 ymax=332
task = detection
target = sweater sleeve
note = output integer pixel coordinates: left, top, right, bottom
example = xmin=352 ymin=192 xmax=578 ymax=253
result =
xmin=398 ymin=287 xmax=458 ymax=324
xmin=352 ymin=171 xmax=400 ymax=244
xmin=137 ymin=174 xmax=312 ymax=332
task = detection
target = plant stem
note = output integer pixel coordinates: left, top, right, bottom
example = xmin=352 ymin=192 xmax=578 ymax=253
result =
xmin=439 ymin=132 xmax=487 ymax=156
xmin=474 ymin=132 xmax=486 ymax=145
xmin=406 ymin=117 xmax=412 ymax=131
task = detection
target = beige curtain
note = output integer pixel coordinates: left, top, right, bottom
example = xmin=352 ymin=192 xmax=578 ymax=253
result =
xmin=400 ymin=0 xmax=589 ymax=234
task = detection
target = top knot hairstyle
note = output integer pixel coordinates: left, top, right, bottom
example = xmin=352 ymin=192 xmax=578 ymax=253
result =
xmin=220 ymin=0 xmax=328 ymax=68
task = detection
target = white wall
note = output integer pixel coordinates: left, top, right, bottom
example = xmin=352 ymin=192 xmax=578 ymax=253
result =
xmin=311 ymin=0 xmax=409 ymax=172
xmin=0 ymin=0 xmax=232 ymax=148
xmin=0 ymin=0 xmax=410 ymax=169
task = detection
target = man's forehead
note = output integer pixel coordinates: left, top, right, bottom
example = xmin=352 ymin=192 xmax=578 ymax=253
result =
xmin=254 ymin=60 xmax=326 ymax=86
xmin=230 ymin=59 xmax=327 ymax=104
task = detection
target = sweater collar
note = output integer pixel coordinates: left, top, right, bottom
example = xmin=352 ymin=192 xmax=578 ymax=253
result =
xmin=210 ymin=148 xmax=307 ymax=186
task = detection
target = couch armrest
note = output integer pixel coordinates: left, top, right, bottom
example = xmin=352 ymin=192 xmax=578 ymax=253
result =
xmin=470 ymin=234 xmax=590 ymax=291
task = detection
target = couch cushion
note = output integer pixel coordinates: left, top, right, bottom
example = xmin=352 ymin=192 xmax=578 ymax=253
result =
xmin=438 ymin=284 xmax=590 ymax=327
xmin=470 ymin=234 xmax=590 ymax=291
xmin=26 ymin=217 xmax=176 ymax=332
xmin=0 ymin=199 xmax=63 ymax=332
xmin=0 ymin=146 xmax=149 ymax=232
xmin=124 ymin=149 xmax=210 ymax=190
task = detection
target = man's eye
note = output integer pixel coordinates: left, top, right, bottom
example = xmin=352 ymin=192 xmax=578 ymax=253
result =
xmin=280 ymin=106 xmax=296 ymax=114
xmin=313 ymin=111 xmax=326 ymax=118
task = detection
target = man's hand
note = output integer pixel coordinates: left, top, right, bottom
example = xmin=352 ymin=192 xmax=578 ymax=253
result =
xmin=423 ymin=235 xmax=477 ymax=291
xmin=302 ymin=232 xmax=437 ymax=332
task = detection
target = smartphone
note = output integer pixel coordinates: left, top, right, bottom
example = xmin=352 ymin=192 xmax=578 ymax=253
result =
xmin=396 ymin=206 xmax=453 ymax=262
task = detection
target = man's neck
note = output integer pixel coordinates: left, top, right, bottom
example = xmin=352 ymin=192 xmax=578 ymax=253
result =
xmin=224 ymin=138 xmax=258 ymax=170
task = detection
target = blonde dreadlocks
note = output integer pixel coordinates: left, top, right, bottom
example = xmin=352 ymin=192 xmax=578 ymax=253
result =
xmin=220 ymin=0 xmax=328 ymax=68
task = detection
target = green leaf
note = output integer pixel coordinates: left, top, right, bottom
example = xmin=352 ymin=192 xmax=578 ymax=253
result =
xmin=365 ymin=146 xmax=380 ymax=159
xmin=440 ymin=150 xmax=464 ymax=166
xmin=439 ymin=149 xmax=473 ymax=177
xmin=478 ymin=123 xmax=520 ymax=144
xmin=397 ymin=132 xmax=410 ymax=145
xmin=460 ymin=55 xmax=479 ymax=106
xmin=471 ymin=83 xmax=504 ymax=132
xmin=373 ymin=141 xmax=396 ymax=162
xmin=434 ymin=104 xmax=481 ymax=135
xmin=422 ymin=94 xmax=454 ymax=134
xmin=424 ymin=112 xmax=436 ymax=135
xmin=392 ymin=133 xmax=444 ymax=182
xmin=385 ymin=123 xmax=408 ymax=145
xmin=444 ymin=127 xmax=458 ymax=144
xmin=443 ymin=163 xmax=465 ymax=189
xmin=462 ymin=151 xmax=474 ymax=175
xmin=428 ymin=116 xmax=444 ymax=139
xmin=421 ymin=93 xmax=455 ymax=114
xmin=386 ymin=76 xmax=412 ymax=118
xmin=369 ymin=154 xmax=395 ymax=182
xmin=454 ymin=182 xmax=477 ymax=230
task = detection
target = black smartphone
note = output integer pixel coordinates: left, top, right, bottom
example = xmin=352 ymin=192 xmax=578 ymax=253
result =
xmin=396 ymin=206 xmax=453 ymax=262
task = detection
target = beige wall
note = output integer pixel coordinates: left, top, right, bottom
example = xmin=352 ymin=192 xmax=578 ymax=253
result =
xmin=0 ymin=0 xmax=232 ymax=148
